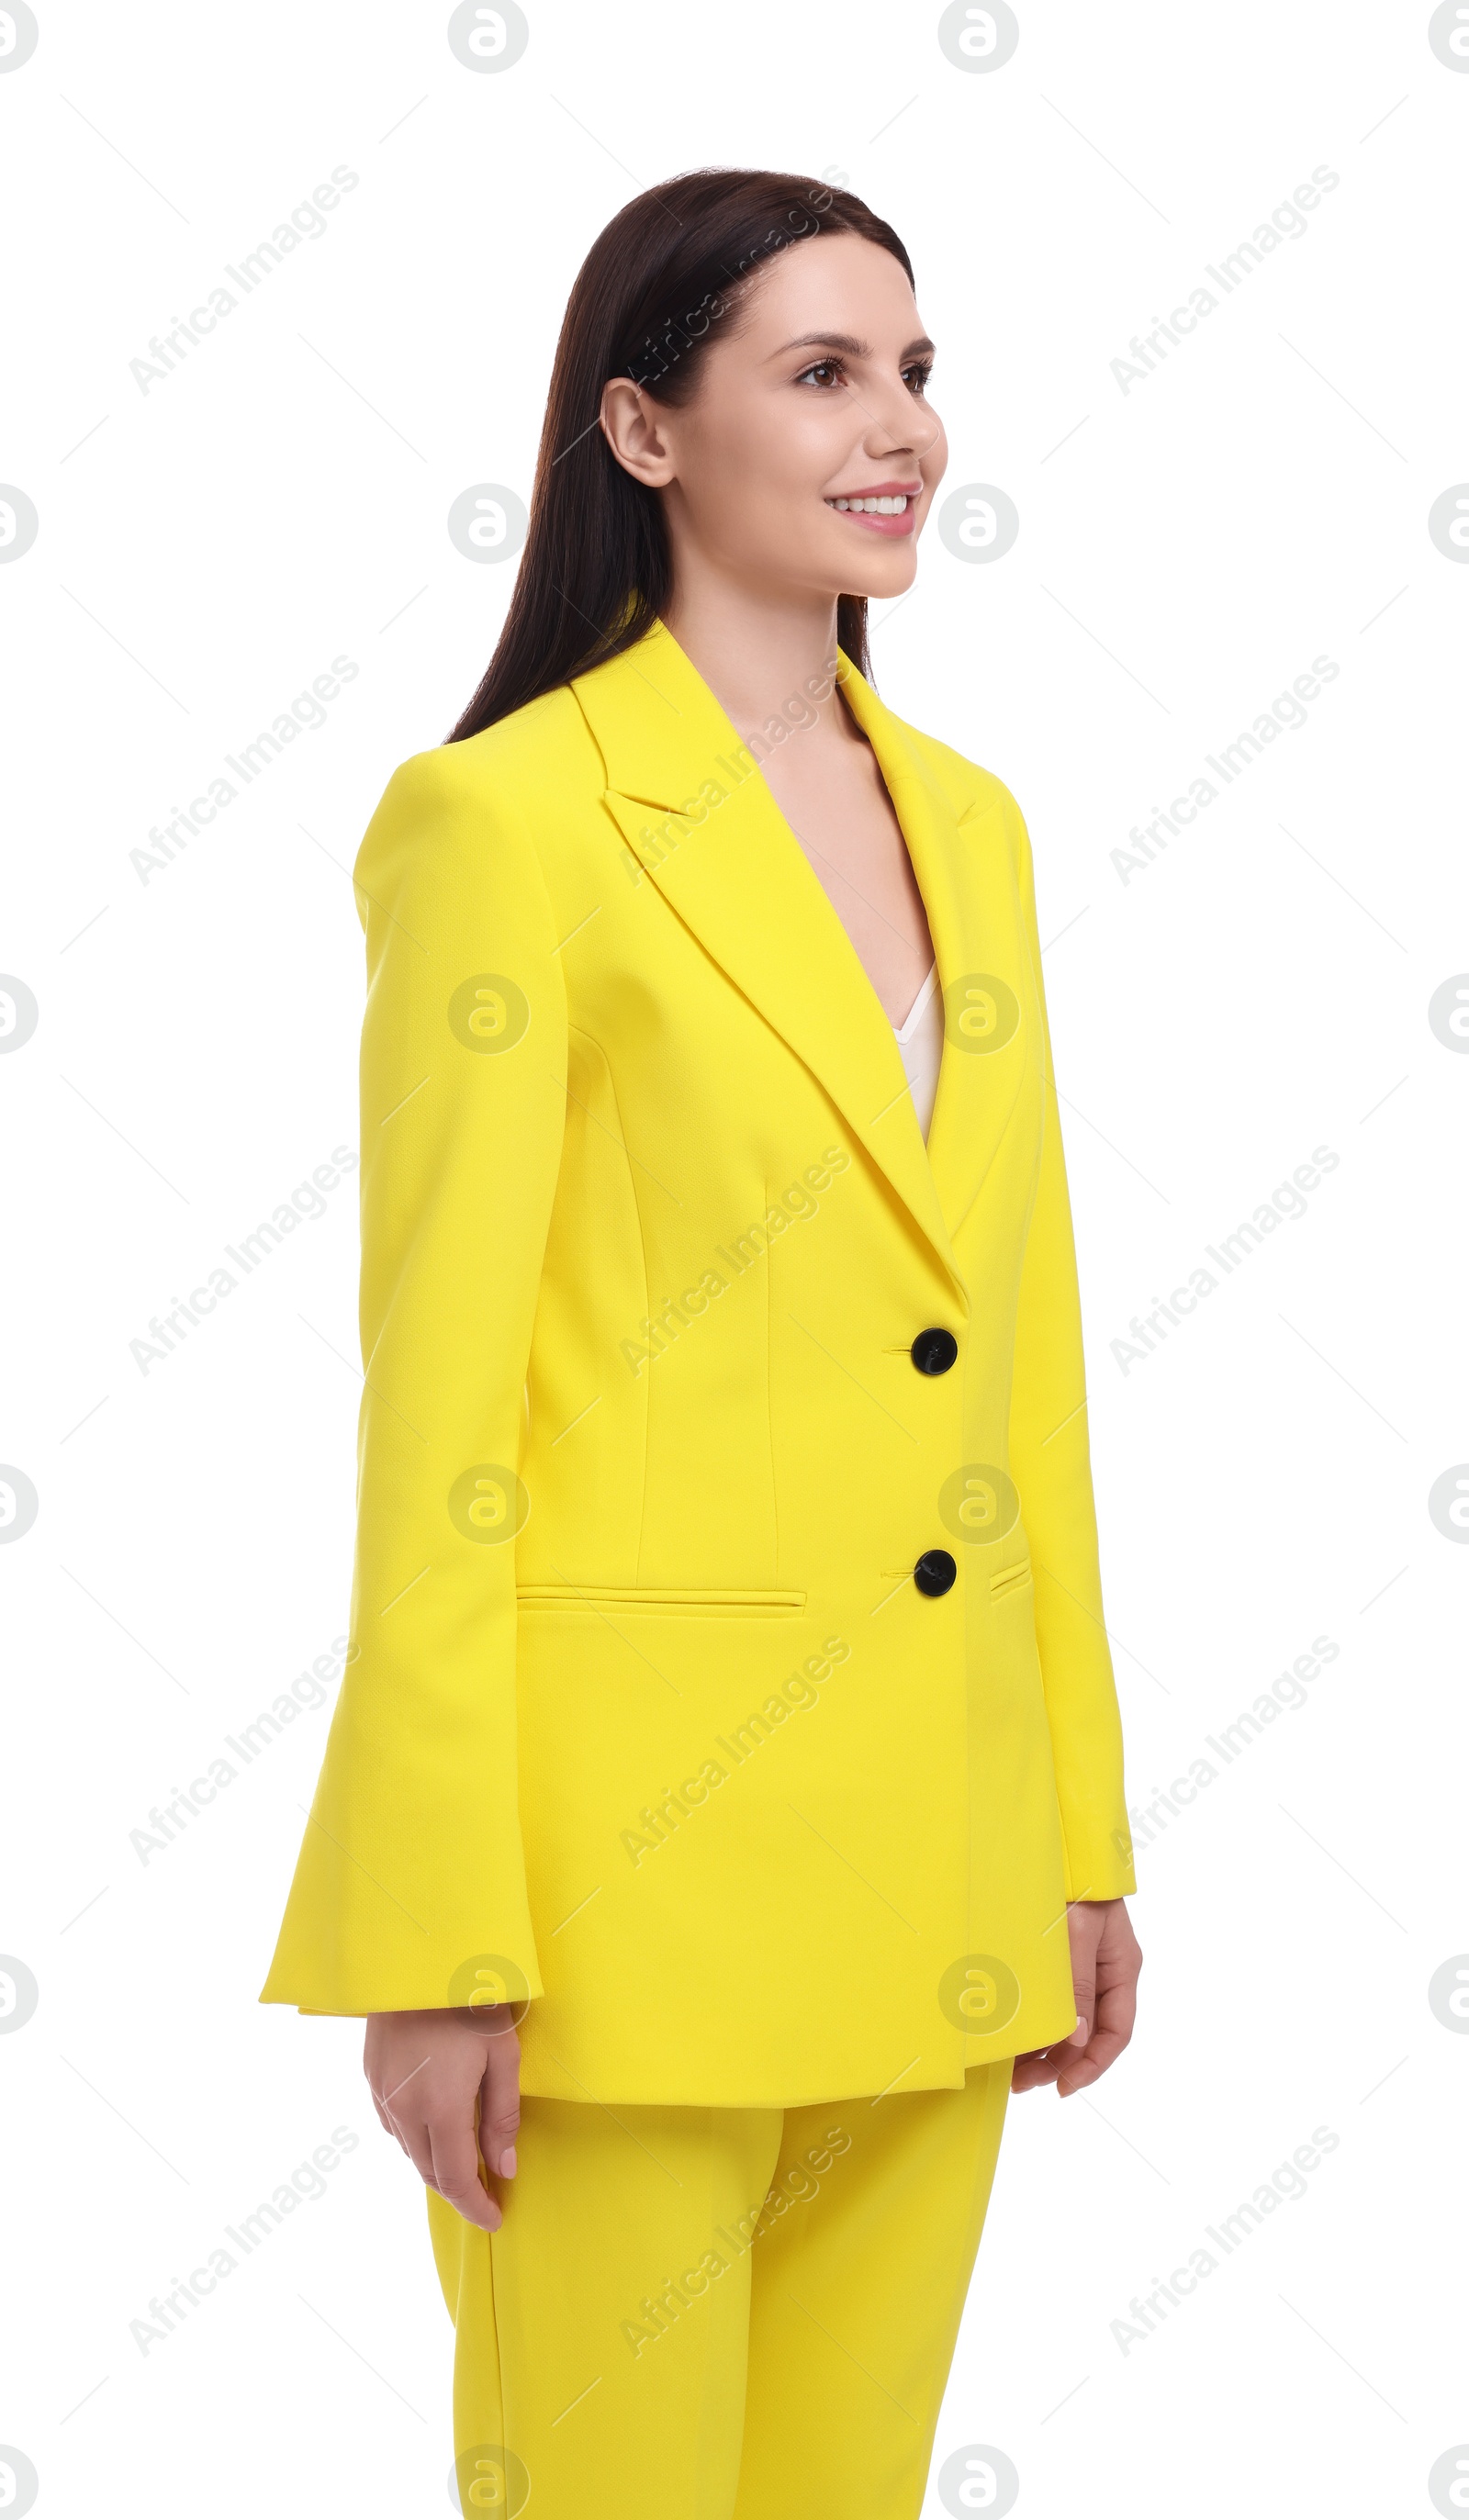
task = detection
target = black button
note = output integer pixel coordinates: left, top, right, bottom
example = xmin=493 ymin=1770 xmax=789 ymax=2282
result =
xmin=911 ymin=1327 xmax=959 ymax=1376
xmin=914 ymin=1549 xmax=957 ymax=1597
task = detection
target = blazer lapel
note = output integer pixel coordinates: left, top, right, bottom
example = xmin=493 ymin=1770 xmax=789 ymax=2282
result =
xmin=838 ymin=666 xmax=1034 ymax=1249
xmin=571 ymin=619 xmax=1026 ymax=1296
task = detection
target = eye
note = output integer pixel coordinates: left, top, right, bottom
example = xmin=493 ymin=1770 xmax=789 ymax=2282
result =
xmin=794 ymin=358 xmax=846 ymax=388
xmin=903 ymin=359 xmax=934 ymax=396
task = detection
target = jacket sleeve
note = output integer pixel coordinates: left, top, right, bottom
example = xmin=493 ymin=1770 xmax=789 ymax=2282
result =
xmin=1005 ymin=793 xmax=1137 ymax=1904
xmin=258 ymin=743 xmax=567 ymax=2013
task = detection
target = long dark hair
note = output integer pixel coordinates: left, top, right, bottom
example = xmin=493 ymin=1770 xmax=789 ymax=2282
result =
xmin=447 ymin=168 xmax=914 ymax=742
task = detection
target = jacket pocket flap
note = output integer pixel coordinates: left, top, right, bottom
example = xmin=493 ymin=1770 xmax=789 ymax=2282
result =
xmin=516 ymin=1583 xmax=806 ymax=1615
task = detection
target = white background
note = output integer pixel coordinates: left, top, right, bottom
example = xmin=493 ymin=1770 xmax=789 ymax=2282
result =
xmin=2 ymin=2 xmax=1466 ymax=2514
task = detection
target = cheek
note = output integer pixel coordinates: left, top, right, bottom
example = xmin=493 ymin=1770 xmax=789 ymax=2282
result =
xmin=685 ymin=397 xmax=822 ymax=510
xmin=684 ymin=409 xmax=838 ymax=543
xmin=746 ymin=393 xmax=856 ymax=497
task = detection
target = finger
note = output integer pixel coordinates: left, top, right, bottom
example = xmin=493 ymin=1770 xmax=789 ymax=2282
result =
xmin=1011 ymin=2025 xmax=1085 ymax=2092
xmin=1067 ymin=1955 xmax=1096 ymax=2062
xmin=1047 ymin=2024 xmax=1091 ymax=2091
xmin=1059 ymin=1971 xmax=1138 ymax=2094
xmin=369 ymin=2091 xmax=409 ymax=2152
xmin=427 ymin=2102 xmax=501 ymax=2232
xmin=376 ymin=2049 xmax=437 ymax=2159
xmin=387 ymin=2107 xmax=444 ymax=2192
xmin=479 ymin=2022 xmax=521 ymax=2180
xmin=1057 ymin=2035 xmax=1109 ymax=2095
xmin=1010 ymin=2044 xmax=1055 ymax=2091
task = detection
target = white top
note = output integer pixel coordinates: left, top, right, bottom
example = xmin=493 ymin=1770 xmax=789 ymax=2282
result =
xmin=892 ymin=962 xmax=943 ymax=1141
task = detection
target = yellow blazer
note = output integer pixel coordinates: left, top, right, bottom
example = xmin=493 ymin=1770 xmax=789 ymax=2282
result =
xmin=260 ymin=617 xmax=1136 ymax=2106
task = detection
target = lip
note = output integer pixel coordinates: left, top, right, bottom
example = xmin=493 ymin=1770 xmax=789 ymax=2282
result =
xmin=832 ymin=480 xmax=923 ymax=499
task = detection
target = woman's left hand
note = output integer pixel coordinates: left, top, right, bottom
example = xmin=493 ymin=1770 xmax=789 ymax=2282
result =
xmin=1011 ymin=1898 xmax=1141 ymax=2098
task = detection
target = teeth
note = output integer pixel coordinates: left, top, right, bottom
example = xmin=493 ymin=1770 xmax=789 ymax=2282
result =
xmin=830 ymin=495 xmax=910 ymax=513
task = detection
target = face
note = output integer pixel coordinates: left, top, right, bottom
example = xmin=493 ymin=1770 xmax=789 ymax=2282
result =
xmin=600 ymin=230 xmax=948 ymax=602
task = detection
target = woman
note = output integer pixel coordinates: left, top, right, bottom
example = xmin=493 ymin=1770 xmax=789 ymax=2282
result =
xmin=262 ymin=167 xmax=1141 ymax=2518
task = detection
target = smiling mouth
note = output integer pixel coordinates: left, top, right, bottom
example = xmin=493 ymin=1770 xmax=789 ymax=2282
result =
xmin=824 ymin=490 xmax=919 ymax=539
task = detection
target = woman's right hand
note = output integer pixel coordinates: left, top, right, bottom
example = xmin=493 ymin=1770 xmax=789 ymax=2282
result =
xmin=364 ymin=2005 xmax=521 ymax=2232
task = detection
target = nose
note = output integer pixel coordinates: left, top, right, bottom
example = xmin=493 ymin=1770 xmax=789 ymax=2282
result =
xmin=858 ymin=374 xmax=941 ymax=464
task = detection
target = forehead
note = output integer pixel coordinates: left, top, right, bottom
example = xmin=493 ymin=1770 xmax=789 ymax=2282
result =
xmin=734 ymin=231 xmax=920 ymax=342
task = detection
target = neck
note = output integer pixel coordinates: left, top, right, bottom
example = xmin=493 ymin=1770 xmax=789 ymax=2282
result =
xmin=659 ymin=561 xmax=856 ymax=751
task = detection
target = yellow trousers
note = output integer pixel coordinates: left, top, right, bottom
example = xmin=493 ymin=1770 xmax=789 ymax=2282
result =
xmin=429 ymin=2061 xmax=1012 ymax=2518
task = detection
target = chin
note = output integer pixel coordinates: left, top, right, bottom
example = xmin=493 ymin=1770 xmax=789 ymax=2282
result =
xmin=846 ymin=555 xmax=920 ymax=600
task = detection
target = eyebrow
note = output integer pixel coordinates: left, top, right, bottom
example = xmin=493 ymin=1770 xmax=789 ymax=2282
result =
xmin=768 ymin=330 xmax=936 ymax=362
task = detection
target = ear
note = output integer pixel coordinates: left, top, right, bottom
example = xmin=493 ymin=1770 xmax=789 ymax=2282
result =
xmin=600 ymin=377 xmax=678 ymax=489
